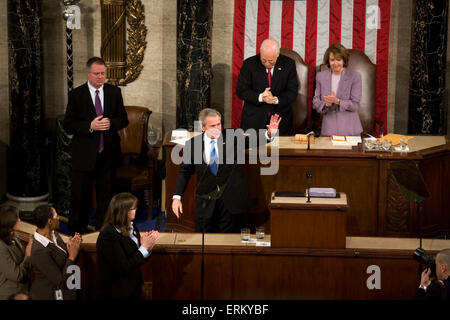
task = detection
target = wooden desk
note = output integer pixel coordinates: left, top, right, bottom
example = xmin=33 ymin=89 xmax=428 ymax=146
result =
xmin=17 ymin=222 xmax=450 ymax=300
xmin=270 ymin=193 xmax=348 ymax=248
xmin=163 ymin=134 xmax=450 ymax=237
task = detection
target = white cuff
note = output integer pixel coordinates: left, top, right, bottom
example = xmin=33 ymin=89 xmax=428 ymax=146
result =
xmin=172 ymin=195 xmax=181 ymax=200
xmin=258 ymin=93 xmax=263 ymax=102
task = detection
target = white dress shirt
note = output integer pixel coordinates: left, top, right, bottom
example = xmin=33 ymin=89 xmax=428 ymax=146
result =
xmin=34 ymin=231 xmax=67 ymax=254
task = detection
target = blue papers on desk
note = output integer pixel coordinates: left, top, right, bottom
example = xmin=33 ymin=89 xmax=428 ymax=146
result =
xmin=308 ymin=188 xmax=337 ymax=198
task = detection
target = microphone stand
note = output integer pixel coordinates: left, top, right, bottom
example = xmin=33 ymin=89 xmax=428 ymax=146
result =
xmin=306 ymin=170 xmax=312 ymax=203
xmin=198 ymin=194 xmax=210 ymax=300
xmin=307 ymin=133 xmax=311 ymax=150
xmin=417 ymin=199 xmax=423 ymax=249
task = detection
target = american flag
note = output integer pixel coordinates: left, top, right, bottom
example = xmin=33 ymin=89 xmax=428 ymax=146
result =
xmin=232 ymin=0 xmax=391 ymax=134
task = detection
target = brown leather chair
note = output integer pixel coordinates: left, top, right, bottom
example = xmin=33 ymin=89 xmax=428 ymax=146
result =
xmin=116 ymin=106 xmax=154 ymax=213
xmin=320 ymin=49 xmax=383 ymax=136
xmin=280 ymin=48 xmax=309 ymax=134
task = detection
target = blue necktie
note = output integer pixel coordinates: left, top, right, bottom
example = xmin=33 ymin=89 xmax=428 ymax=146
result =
xmin=209 ymin=140 xmax=218 ymax=176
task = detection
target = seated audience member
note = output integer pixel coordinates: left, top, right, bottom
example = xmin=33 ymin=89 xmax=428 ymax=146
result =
xmin=30 ymin=205 xmax=82 ymax=300
xmin=0 ymin=205 xmax=32 ymax=300
xmin=414 ymin=248 xmax=450 ymax=301
xmin=96 ymin=192 xmax=159 ymax=299
xmin=313 ymin=43 xmax=363 ymax=136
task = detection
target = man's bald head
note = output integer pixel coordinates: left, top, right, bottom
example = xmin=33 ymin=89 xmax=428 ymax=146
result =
xmin=260 ymin=39 xmax=280 ymax=69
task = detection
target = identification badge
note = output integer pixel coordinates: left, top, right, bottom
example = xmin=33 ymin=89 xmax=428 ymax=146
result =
xmin=54 ymin=289 xmax=64 ymax=300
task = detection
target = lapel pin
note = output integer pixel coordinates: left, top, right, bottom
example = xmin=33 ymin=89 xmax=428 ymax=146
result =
xmin=278 ymin=67 xmax=282 ymax=70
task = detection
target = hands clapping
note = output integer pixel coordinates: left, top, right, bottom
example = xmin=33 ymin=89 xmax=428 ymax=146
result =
xmin=141 ymin=230 xmax=159 ymax=251
xmin=324 ymin=91 xmax=339 ymax=107
xmin=67 ymin=233 xmax=82 ymax=261
xmin=262 ymin=88 xmax=278 ymax=104
xmin=25 ymin=234 xmax=33 ymax=257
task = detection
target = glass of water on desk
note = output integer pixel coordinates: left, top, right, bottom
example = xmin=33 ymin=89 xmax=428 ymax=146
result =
xmin=241 ymin=228 xmax=250 ymax=242
xmin=256 ymin=226 xmax=265 ymax=240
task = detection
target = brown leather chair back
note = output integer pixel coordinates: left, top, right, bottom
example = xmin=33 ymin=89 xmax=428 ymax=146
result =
xmin=119 ymin=106 xmax=152 ymax=155
xmin=280 ymin=48 xmax=309 ymax=134
xmin=320 ymin=49 xmax=376 ymax=135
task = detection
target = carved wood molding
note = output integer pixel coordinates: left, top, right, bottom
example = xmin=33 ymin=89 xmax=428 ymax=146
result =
xmin=386 ymin=169 xmax=410 ymax=233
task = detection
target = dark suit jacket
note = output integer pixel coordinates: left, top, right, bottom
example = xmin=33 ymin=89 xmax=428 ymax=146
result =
xmin=0 ymin=235 xmax=30 ymax=300
xmin=174 ymin=129 xmax=271 ymax=221
xmin=236 ymin=54 xmax=298 ymax=135
xmin=413 ymin=277 xmax=450 ymax=301
xmin=96 ymin=223 xmax=148 ymax=299
xmin=30 ymin=232 xmax=76 ymax=300
xmin=64 ymin=82 xmax=129 ymax=171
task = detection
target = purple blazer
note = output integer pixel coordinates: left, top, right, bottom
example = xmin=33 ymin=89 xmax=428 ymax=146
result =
xmin=313 ymin=68 xmax=363 ymax=136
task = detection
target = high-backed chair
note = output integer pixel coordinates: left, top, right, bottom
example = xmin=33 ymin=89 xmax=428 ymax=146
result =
xmin=320 ymin=49 xmax=383 ymax=136
xmin=280 ymin=48 xmax=309 ymax=134
xmin=116 ymin=106 xmax=154 ymax=214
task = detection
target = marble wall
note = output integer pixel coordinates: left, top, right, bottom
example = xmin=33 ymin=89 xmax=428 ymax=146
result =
xmin=0 ymin=0 xmax=8 ymax=198
xmin=176 ymin=0 xmax=213 ymax=130
xmin=408 ymin=0 xmax=448 ymax=134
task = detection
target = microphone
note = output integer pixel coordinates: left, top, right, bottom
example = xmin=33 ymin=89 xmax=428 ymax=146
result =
xmin=306 ymin=170 xmax=313 ymax=203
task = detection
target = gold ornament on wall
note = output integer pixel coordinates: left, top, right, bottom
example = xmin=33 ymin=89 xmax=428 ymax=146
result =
xmin=100 ymin=0 xmax=147 ymax=86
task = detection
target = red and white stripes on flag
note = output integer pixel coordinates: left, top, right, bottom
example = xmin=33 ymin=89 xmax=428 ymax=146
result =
xmin=232 ymin=0 xmax=391 ymax=134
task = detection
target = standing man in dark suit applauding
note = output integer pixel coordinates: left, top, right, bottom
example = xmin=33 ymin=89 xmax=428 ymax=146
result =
xmin=236 ymin=38 xmax=298 ymax=135
xmin=64 ymin=57 xmax=129 ymax=234
xmin=172 ymin=108 xmax=281 ymax=233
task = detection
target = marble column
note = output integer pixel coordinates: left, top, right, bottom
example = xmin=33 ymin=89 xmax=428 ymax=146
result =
xmin=176 ymin=0 xmax=213 ymax=130
xmin=408 ymin=0 xmax=448 ymax=134
xmin=7 ymin=0 xmax=48 ymax=212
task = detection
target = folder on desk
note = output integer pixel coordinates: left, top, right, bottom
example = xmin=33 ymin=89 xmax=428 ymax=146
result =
xmin=274 ymin=188 xmax=339 ymax=198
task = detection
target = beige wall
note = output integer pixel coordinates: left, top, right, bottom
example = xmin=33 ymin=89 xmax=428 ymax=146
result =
xmin=211 ymin=0 xmax=234 ymax=128
xmin=388 ymin=0 xmax=412 ymax=134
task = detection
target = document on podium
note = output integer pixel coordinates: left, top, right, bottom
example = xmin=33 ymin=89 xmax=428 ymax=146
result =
xmin=331 ymin=135 xmax=361 ymax=146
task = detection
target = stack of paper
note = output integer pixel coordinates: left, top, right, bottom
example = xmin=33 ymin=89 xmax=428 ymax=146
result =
xmin=331 ymin=135 xmax=361 ymax=146
xmin=170 ymin=129 xmax=190 ymax=146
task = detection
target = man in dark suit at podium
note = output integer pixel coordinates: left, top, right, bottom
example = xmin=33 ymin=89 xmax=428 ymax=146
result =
xmin=171 ymin=108 xmax=280 ymax=233
xmin=236 ymin=38 xmax=298 ymax=135
xmin=64 ymin=57 xmax=129 ymax=234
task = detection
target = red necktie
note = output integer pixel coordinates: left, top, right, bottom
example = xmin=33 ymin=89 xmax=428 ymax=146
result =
xmin=267 ymin=68 xmax=272 ymax=87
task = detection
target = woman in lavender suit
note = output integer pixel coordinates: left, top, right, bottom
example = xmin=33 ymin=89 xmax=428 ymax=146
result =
xmin=313 ymin=44 xmax=363 ymax=136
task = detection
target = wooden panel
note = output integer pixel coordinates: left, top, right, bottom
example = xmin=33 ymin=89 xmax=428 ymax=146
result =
xmin=138 ymin=247 xmax=424 ymax=300
xmin=163 ymin=133 xmax=450 ymax=237
xmin=270 ymin=208 xmax=346 ymax=248
xmin=253 ymin=158 xmax=378 ymax=236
